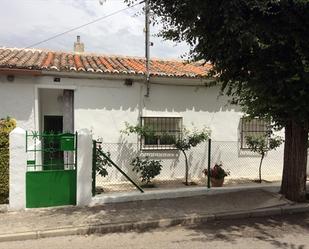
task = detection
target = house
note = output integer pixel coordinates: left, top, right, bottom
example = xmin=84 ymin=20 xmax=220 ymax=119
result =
xmin=0 ymin=39 xmax=289 ymax=188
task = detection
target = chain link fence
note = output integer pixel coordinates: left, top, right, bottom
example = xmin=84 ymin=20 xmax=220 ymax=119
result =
xmin=210 ymin=141 xmax=284 ymax=185
xmin=95 ymin=140 xmax=284 ymax=194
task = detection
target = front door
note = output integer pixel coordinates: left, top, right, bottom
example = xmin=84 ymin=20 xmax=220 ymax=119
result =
xmin=43 ymin=116 xmax=63 ymax=170
xmin=44 ymin=115 xmax=63 ymax=133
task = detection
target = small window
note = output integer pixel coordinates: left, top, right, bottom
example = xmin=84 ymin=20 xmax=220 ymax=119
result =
xmin=239 ymin=118 xmax=269 ymax=149
xmin=140 ymin=117 xmax=182 ymax=150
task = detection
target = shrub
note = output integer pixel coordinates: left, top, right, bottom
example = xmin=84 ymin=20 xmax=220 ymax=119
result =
xmin=130 ymin=156 xmax=162 ymax=185
xmin=95 ymin=145 xmax=112 ymax=178
xmin=0 ymin=117 xmax=16 ymax=204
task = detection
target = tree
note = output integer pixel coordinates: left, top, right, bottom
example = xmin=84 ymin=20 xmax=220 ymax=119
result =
xmin=175 ymin=128 xmax=210 ymax=185
xmin=125 ymin=0 xmax=309 ymax=201
xmin=246 ymin=134 xmax=283 ymax=183
xmin=122 ymin=123 xmax=210 ymax=185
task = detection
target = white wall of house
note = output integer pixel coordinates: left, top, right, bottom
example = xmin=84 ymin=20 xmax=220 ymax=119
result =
xmin=0 ymin=76 xmax=35 ymax=131
xmin=39 ymin=88 xmax=64 ymax=131
xmin=0 ymin=74 xmax=290 ymax=184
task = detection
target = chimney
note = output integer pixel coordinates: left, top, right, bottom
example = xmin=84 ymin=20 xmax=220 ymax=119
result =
xmin=74 ymin=35 xmax=84 ymax=54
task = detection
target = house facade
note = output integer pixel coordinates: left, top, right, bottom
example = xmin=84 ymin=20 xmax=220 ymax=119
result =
xmin=0 ymin=46 xmax=292 ymax=185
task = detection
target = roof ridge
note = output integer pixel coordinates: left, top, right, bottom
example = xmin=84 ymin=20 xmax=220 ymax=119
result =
xmin=0 ymin=46 xmax=193 ymax=63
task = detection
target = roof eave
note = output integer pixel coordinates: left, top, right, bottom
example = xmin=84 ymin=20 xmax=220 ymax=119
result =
xmin=0 ymin=68 xmax=42 ymax=76
xmin=41 ymin=70 xmax=215 ymax=86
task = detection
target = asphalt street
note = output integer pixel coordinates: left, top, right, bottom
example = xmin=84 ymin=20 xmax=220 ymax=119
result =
xmin=1 ymin=213 xmax=309 ymax=249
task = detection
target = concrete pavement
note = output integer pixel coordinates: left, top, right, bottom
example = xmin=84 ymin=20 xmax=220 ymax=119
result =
xmin=0 ymin=189 xmax=308 ymax=242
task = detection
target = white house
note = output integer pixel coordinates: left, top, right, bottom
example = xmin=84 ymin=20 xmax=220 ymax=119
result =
xmin=0 ymin=41 xmax=290 ymax=188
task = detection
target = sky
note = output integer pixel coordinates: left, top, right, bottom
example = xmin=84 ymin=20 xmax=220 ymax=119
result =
xmin=0 ymin=0 xmax=190 ymax=59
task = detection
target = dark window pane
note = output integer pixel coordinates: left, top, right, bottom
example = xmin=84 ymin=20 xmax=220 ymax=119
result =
xmin=240 ymin=118 xmax=269 ymax=149
xmin=141 ymin=117 xmax=182 ymax=149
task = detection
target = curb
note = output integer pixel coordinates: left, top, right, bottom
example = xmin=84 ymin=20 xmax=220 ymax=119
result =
xmin=0 ymin=204 xmax=308 ymax=243
xmin=90 ymin=184 xmax=282 ymax=205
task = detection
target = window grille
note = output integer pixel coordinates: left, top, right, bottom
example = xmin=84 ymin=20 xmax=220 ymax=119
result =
xmin=140 ymin=117 xmax=182 ymax=150
xmin=239 ymin=118 xmax=269 ymax=149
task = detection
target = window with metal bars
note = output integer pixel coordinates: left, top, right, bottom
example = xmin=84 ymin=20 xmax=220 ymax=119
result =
xmin=239 ymin=118 xmax=269 ymax=149
xmin=140 ymin=117 xmax=182 ymax=150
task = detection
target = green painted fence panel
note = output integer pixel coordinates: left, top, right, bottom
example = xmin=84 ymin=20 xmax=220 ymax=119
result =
xmin=26 ymin=170 xmax=76 ymax=208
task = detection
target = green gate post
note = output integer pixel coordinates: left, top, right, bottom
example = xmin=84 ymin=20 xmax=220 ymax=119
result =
xmin=92 ymin=140 xmax=97 ymax=196
xmin=207 ymin=138 xmax=211 ymax=189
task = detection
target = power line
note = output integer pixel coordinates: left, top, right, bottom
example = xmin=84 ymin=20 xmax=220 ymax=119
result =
xmin=25 ymin=0 xmax=145 ymax=48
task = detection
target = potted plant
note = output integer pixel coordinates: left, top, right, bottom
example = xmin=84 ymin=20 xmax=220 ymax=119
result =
xmin=203 ymin=163 xmax=230 ymax=187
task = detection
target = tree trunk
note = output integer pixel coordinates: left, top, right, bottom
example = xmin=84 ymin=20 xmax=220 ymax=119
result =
xmin=182 ymin=150 xmax=189 ymax=186
xmin=280 ymin=121 xmax=308 ymax=202
xmin=258 ymin=154 xmax=264 ymax=183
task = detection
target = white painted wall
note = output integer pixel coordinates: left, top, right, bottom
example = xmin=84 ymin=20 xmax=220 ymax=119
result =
xmin=71 ymin=78 xmax=285 ymax=183
xmin=0 ymin=74 xmax=289 ymax=186
xmin=74 ymin=80 xmax=141 ymax=143
xmin=0 ymin=76 xmax=35 ymax=130
xmin=142 ymin=84 xmax=242 ymax=141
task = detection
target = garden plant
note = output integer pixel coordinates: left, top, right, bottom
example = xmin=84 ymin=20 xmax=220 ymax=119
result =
xmin=203 ymin=163 xmax=230 ymax=187
xmin=130 ymin=156 xmax=162 ymax=186
xmin=0 ymin=117 xmax=16 ymax=204
xmin=246 ymin=133 xmax=283 ymax=183
xmin=122 ymin=122 xmax=210 ymax=186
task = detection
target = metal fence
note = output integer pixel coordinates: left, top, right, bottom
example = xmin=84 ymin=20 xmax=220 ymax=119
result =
xmin=94 ymin=140 xmax=284 ymax=194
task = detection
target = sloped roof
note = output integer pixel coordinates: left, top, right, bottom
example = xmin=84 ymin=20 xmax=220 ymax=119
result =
xmin=0 ymin=47 xmax=212 ymax=78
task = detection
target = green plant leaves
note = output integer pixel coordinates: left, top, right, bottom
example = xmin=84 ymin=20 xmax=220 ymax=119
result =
xmin=130 ymin=156 xmax=162 ymax=184
xmin=0 ymin=117 xmax=16 ymax=204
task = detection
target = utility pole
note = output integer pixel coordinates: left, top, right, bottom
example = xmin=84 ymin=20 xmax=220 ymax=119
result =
xmin=145 ymin=0 xmax=150 ymax=97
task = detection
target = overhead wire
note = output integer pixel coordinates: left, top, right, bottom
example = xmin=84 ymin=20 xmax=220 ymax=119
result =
xmin=25 ymin=0 xmax=145 ymax=48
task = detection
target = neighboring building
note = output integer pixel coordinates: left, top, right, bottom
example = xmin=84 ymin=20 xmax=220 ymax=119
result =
xmin=0 ymin=41 xmax=291 ymax=184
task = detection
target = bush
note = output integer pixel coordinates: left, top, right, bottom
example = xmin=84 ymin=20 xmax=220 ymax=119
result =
xmin=95 ymin=145 xmax=112 ymax=178
xmin=0 ymin=117 xmax=16 ymax=204
xmin=130 ymin=156 xmax=162 ymax=185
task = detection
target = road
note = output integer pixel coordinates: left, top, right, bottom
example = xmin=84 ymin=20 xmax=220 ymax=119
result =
xmin=1 ymin=213 xmax=309 ymax=249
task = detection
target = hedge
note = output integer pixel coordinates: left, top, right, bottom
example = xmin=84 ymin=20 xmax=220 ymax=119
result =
xmin=0 ymin=117 xmax=16 ymax=204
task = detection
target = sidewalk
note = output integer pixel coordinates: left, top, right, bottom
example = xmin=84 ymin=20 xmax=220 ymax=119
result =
xmin=0 ymin=189 xmax=308 ymax=242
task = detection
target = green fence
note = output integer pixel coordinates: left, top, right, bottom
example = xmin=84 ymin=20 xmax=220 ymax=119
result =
xmin=25 ymin=131 xmax=77 ymax=208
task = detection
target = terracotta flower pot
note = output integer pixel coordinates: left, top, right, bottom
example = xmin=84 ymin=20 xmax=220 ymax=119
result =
xmin=210 ymin=177 xmax=225 ymax=187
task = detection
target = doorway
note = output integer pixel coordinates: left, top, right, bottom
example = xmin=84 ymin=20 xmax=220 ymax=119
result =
xmin=43 ymin=115 xmax=64 ymax=170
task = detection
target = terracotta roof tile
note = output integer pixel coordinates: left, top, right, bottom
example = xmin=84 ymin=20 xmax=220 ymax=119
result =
xmin=60 ymin=53 xmax=68 ymax=70
xmin=80 ymin=55 xmax=92 ymax=72
xmin=42 ymin=52 xmax=54 ymax=69
xmin=93 ymin=56 xmax=107 ymax=71
xmin=35 ymin=51 xmax=48 ymax=68
xmin=111 ymin=57 xmax=129 ymax=73
xmin=86 ymin=56 xmax=99 ymax=72
xmin=0 ymin=47 xmax=212 ymax=78
xmin=73 ymin=55 xmax=84 ymax=71
xmin=24 ymin=51 xmax=40 ymax=68
xmin=99 ymin=56 xmax=114 ymax=72
xmin=67 ymin=54 xmax=75 ymax=71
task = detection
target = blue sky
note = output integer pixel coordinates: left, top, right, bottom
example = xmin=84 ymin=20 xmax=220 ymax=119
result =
xmin=0 ymin=0 xmax=189 ymax=59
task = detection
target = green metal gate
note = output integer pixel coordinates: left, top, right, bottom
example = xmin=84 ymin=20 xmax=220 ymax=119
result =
xmin=26 ymin=131 xmax=77 ymax=208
